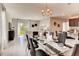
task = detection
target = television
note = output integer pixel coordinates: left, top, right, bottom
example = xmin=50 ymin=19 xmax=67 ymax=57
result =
xmin=8 ymin=31 xmax=15 ymax=42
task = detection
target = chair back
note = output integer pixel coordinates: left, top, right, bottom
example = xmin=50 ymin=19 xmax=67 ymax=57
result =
xmin=29 ymin=38 xmax=36 ymax=56
xmin=78 ymin=33 xmax=79 ymax=40
xmin=58 ymin=32 xmax=66 ymax=45
xmin=26 ymin=34 xmax=30 ymax=49
xmin=72 ymin=44 xmax=79 ymax=56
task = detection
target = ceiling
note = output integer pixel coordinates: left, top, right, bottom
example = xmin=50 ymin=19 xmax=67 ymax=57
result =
xmin=3 ymin=3 xmax=79 ymax=20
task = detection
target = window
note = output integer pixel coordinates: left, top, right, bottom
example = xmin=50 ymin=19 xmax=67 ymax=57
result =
xmin=18 ymin=23 xmax=28 ymax=36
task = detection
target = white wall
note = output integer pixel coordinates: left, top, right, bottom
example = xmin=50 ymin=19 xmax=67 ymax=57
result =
xmin=50 ymin=17 xmax=63 ymax=37
xmin=63 ymin=21 xmax=69 ymax=31
xmin=1 ymin=4 xmax=8 ymax=50
xmin=0 ymin=4 xmax=8 ymax=53
xmin=40 ymin=17 xmax=50 ymax=31
xmin=30 ymin=20 xmax=40 ymax=31
xmin=0 ymin=5 xmax=2 ymax=52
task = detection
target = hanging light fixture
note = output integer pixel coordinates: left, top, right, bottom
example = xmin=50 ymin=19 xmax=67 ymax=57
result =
xmin=41 ymin=3 xmax=52 ymax=16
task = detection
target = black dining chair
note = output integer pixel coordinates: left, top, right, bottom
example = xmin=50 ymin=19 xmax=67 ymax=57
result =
xmin=64 ymin=32 xmax=74 ymax=39
xmin=57 ymin=32 xmax=72 ymax=48
xmin=57 ymin=32 xmax=66 ymax=45
xmin=78 ymin=33 xmax=79 ymax=40
xmin=28 ymin=38 xmax=49 ymax=56
xmin=72 ymin=44 xmax=79 ymax=56
xmin=26 ymin=34 xmax=30 ymax=49
xmin=26 ymin=34 xmax=38 ymax=49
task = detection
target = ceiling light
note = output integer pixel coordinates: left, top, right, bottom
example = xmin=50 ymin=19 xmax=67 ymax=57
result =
xmin=41 ymin=4 xmax=52 ymax=16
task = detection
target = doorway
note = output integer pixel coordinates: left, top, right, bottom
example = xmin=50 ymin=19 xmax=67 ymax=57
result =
xmin=18 ymin=22 xmax=28 ymax=45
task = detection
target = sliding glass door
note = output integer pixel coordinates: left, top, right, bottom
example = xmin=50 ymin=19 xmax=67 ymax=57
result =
xmin=18 ymin=22 xmax=28 ymax=45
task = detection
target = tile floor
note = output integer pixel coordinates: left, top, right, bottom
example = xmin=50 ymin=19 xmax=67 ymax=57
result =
xmin=1 ymin=39 xmax=29 ymax=56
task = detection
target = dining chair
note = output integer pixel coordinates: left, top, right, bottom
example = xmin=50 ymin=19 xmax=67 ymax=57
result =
xmin=72 ymin=44 xmax=79 ymax=56
xmin=29 ymin=38 xmax=49 ymax=56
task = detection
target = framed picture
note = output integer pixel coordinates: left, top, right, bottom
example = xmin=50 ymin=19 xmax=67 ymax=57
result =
xmin=54 ymin=22 xmax=56 ymax=26
xmin=35 ymin=24 xmax=37 ymax=26
xmin=58 ymin=24 xmax=60 ymax=27
xmin=32 ymin=24 xmax=34 ymax=27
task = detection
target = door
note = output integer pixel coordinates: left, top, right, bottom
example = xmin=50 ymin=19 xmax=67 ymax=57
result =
xmin=18 ymin=22 xmax=28 ymax=45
